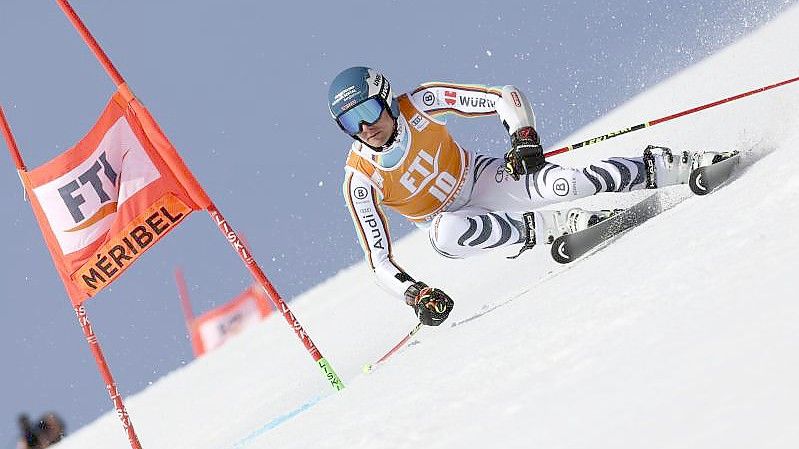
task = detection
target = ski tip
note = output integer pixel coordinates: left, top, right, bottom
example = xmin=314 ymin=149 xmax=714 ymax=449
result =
xmin=689 ymin=152 xmax=741 ymax=195
xmin=551 ymin=237 xmax=572 ymax=264
xmin=362 ymin=363 xmax=374 ymax=374
xmin=689 ymin=169 xmax=711 ymax=195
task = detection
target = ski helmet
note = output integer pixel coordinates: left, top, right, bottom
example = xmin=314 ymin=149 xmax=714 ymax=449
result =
xmin=327 ymin=66 xmax=399 ymax=138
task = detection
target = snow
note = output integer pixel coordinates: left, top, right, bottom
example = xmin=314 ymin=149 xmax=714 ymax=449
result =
xmin=56 ymin=5 xmax=799 ymax=449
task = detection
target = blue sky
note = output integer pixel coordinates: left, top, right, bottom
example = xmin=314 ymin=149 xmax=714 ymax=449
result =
xmin=0 ymin=0 xmax=793 ymax=443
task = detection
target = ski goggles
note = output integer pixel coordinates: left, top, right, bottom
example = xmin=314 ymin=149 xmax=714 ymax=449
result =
xmin=335 ymin=97 xmax=387 ymax=135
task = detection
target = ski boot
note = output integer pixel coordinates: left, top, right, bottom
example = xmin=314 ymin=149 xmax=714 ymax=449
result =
xmin=511 ymin=208 xmax=621 ymax=258
xmin=508 ymin=207 xmax=624 ymax=259
xmin=642 ymin=145 xmax=737 ymax=188
xmin=532 ymin=208 xmax=621 ymax=245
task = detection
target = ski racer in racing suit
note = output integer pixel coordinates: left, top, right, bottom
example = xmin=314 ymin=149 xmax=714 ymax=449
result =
xmin=329 ymin=66 xmax=724 ymax=326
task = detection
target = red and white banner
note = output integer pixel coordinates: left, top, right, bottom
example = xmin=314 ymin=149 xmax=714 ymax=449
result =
xmin=191 ymin=286 xmax=273 ymax=356
xmin=23 ymin=90 xmax=210 ymax=305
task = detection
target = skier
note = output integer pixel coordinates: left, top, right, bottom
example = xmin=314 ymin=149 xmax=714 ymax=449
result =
xmin=329 ymin=66 xmax=728 ymax=327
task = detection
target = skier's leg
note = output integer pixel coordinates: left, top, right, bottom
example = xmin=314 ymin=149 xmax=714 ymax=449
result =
xmin=467 ymin=155 xmax=647 ymax=212
xmin=467 ymin=147 xmax=734 ymax=212
xmin=429 ymin=207 xmax=521 ymax=258
xmin=429 ymin=207 xmax=618 ymax=258
xmin=430 ymin=148 xmax=734 ymax=258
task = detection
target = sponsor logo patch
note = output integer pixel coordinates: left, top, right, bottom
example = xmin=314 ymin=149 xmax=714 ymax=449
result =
xmin=353 ymin=186 xmax=369 ymax=200
xmin=32 ymin=117 xmax=161 ymax=254
xmin=553 ymin=178 xmax=570 ymax=196
xmin=341 ymin=99 xmax=359 ymax=112
xmin=332 ymin=85 xmax=359 ymax=107
xmin=444 ymin=90 xmax=457 ymax=106
xmin=409 ymin=113 xmax=430 ymax=132
xmin=495 ymin=165 xmax=508 ymax=183
xmin=73 ymin=194 xmax=191 ymax=294
xmin=511 ymin=91 xmax=522 ymax=107
xmin=458 ymin=96 xmax=495 ymax=109
xmin=422 ymin=91 xmax=436 ymax=106
xmin=362 ymin=213 xmax=385 ymax=250
xmin=399 ymin=145 xmax=458 ymax=202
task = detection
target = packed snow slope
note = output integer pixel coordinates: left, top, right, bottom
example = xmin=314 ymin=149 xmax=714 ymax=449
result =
xmin=58 ymin=6 xmax=799 ymax=449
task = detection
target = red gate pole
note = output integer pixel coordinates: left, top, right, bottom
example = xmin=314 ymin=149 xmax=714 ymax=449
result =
xmin=174 ymin=268 xmax=195 ymax=330
xmin=54 ymin=0 xmax=126 ymax=87
xmin=0 ymin=106 xmax=26 ymax=170
xmin=2 ymin=105 xmax=144 ymax=449
xmin=54 ymin=0 xmax=344 ymax=390
xmin=174 ymin=268 xmax=202 ymax=356
xmin=75 ymin=306 xmax=144 ymax=449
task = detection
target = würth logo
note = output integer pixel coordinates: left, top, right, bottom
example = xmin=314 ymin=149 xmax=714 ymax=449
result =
xmin=444 ymin=91 xmax=457 ymax=106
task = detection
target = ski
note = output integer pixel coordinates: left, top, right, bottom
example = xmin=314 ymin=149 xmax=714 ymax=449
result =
xmin=551 ymin=192 xmax=664 ymax=264
xmin=362 ymin=322 xmax=423 ymax=373
xmin=689 ymin=151 xmax=741 ymax=195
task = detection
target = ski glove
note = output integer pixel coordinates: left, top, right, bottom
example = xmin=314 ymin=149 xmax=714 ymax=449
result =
xmin=404 ymin=281 xmax=454 ymax=326
xmin=504 ymin=126 xmax=545 ymax=180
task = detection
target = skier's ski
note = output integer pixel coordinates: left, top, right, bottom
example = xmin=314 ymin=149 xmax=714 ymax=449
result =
xmin=551 ymin=192 xmax=664 ymax=264
xmin=689 ymin=151 xmax=741 ymax=195
xmin=551 ymin=151 xmax=742 ymax=264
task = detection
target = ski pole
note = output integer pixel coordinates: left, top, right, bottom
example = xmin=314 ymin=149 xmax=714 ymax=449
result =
xmin=544 ymin=75 xmax=799 ymax=158
xmin=363 ymin=322 xmax=423 ymax=373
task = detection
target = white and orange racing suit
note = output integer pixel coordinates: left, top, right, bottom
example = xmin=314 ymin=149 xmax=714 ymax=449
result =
xmin=343 ymin=83 xmax=651 ymax=300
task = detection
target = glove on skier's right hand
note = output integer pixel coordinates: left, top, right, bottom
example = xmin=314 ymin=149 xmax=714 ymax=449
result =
xmin=504 ymin=126 xmax=545 ymax=180
xmin=404 ymin=281 xmax=454 ymax=326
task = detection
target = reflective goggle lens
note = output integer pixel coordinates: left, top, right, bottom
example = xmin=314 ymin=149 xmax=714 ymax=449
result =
xmin=336 ymin=98 xmax=386 ymax=135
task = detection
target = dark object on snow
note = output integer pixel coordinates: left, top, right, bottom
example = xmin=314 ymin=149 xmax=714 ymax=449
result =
xmin=17 ymin=412 xmax=66 ymax=449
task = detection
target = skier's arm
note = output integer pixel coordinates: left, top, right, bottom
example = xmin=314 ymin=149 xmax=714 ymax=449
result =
xmin=410 ymin=82 xmax=544 ymax=178
xmin=409 ymin=83 xmax=536 ymax=133
xmin=343 ymin=171 xmax=456 ymax=325
xmin=343 ymin=171 xmax=417 ymax=299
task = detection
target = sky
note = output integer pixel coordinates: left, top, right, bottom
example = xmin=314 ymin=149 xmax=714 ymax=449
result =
xmin=0 ymin=0 xmax=795 ymax=445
